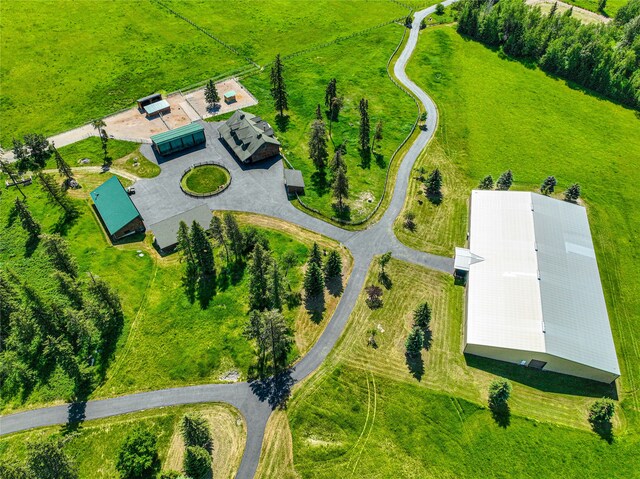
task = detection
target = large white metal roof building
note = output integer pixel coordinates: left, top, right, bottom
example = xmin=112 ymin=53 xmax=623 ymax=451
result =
xmin=459 ymin=190 xmax=620 ymax=383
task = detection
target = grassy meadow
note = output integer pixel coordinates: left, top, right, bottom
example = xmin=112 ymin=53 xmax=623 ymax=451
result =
xmin=562 ymin=0 xmax=627 ymax=15
xmin=1 ymin=171 xmax=350 ymax=411
xmin=257 ymin=259 xmax=639 ymax=478
xmin=0 ymin=403 xmax=245 ymax=479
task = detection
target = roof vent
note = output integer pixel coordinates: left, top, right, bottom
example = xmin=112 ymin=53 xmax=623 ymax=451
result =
xmin=257 ymin=133 xmax=262 ymax=139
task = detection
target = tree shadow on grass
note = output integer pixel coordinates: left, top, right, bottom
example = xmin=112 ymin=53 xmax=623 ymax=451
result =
xmin=359 ymin=148 xmax=371 ymax=169
xmin=331 ymin=202 xmax=351 ymax=221
xmin=52 ymin=207 xmax=80 ymax=236
xmin=250 ymin=368 xmax=294 ymax=410
xmin=378 ymin=271 xmax=393 ymax=290
xmin=305 ymin=293 xmax=325 ymax=324
xmin=197 ymin=275 xmax=216 ymax=309
xmin=325 ymin=275 xmax=343 ymax=297
xmin=311 ymin=170 xmax=329 ymax=196
xmin=489 ymin=402 xmax=511 ymax=428
xmin=422 ymin=327 xmax=433 ymax=351
xmin=405 ymin=352 xmax=424 ymax=381
xmin=24 ymin=235 xmax=40 ymax=258
xmin=590 ymin=419 xmax=614 ymax=443
xmin=374 ymin=152 xmax=386 ymax=169
xmin=275 ymin=114 xmax=290 ymax=132
xmin=426 ymin=191 xmax=443 ymax=206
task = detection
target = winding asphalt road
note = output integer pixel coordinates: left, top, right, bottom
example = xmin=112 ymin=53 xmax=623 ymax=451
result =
xmin=0 ymin=4 xmax=460 ymax=477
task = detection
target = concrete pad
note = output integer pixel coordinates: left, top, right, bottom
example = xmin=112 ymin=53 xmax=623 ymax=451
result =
xmin=184 ymin=79 xmax=258 ymax=120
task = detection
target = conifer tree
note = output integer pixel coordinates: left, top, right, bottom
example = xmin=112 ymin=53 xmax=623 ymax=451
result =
xmin=270 ymin=54 xmax=288 ymax=117
xmin=248 ymin=243 xmax=270 ymax=311
xmin=180 ymin=413 xmax=213 ymax=450
xmin=372 ymin=120 xmax=383 ymax=151
xmin=304 ymin=262 xmax=325 ymax=298
xmin=269 ymin=260 xmax=284 ymax=311
xmin=223 ymin=213 xmax=244 ymax=262
xmin=359 ymin=98 xmax=370 ymax=153
xmin=13 ymin=197 xmax=41 ymax=239
xmin=406 ymin=327 xmax=424 ymax=356
xmin=315 ymin=104 xmax=323 ymax=120
xmin=424 ymin=168 xmax=443 ymax=197
xmin=37 ymin=172 xmax=73 ymax=214
xmin=178 ymin=221 xmax=198 ymax=287
xmin=210 ymin=215 xmax=229 ymax=264
xmin=325 ymin=78 xmax=337 ymax=107
xmin=413 ymin=302 xmax=432 ymax=328
xmin=478 ymin=175 xmax=494 ymax=190
xmin=329 ymin=149 xmax=345 ymax=173
xmin=496 ymin=170 xmax=513 ymax=190
xmin=540 ymin=176 xmax=557 ymax=195
xmin=245 ymin=309 xmax=268 ymax=367
xmin=309 ymin=243 xmax=323 ymax=270
xmin=50 ymin=143 xmax=73 ymax=183
xmin=190 ymin=221 xmax=215 ymax=277
xmin=204 ymin=79 xmax=220 ymax=109
xmin=263 ymin=309 xmax=292 ymax=372
xmin=308 ymin=120 xmax=329 ymax=170
xmin=564 ymin=183 xmax=581 ymax=202
xmin=40 ymin=233 xmax=78 ymax=278
xmin=332 ymin=165 xmax=349 ymax=209
xmin=328 ymin=96 xmax=343 ymax=136
xmin=324 ymin=250 xmax=342 ymax=279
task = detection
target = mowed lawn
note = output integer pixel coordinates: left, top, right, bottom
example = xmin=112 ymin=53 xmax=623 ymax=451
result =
xmin=1 ymin=172 xmax=350 ymax=409
xmin=562 ymin=0 xmax=627 ymax=15
xmin=394 ymin=26 xmax=640 ymax=413
xmin=0 ymin=0 xmax=250 ymax=144
xmin=239 ymin=24 xmax=416 ymax=222
xmin=163 ymin=0 xmax=410 ymax=65
xmin=0 ymin=403 xmax=245 ymax=479
xmin=258 ymin=260 xmax=639 ymax=478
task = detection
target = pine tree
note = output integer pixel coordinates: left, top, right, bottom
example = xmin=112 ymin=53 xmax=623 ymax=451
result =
xmin=91 ymin=119 xmax=109 ymax=165
xmin=540 ymin=175 xmax=557 ymax=195
xmin=496 ymin=170 xmax=513 ymax=190
xmin=248 ymin=243 xmax=270 ymax=311
xmin=378 ymin=251 xmax=392 ymax=276
xmin=478 ymin=175 xmax=494 ymax=190
xmin=183 ymin=446 xmax=211 ymax=479
xmin=21 ymin=133 xmax=51 ymax=171
xmin=210 ymin=215 xmax=229 ymax=264
xmin=204 ymin=79 xmax=220 ymax=109
xmin=40 ymin=233 xmax=78 ymax=278
xmin=308 ymin=120 xmax=329 ymax=170
xmin=329 ymin=149 xmax=345 ymax=173
xmin=413 ymin=302 xmax=431 ymax=328
xmin=328 ymin=96 xmax=343 ymax=136
xmin=270 ymin=54 xmax=288 ymax=117
xmin=262 ymin=309 xmax=292 ymax=372
xmin=180 ymin=413 xmax=213 ymax=450
xmin=223 ymin=213 xmax=244 ymax=262
xmin=424 ymin=168 xmax=443 ymax=197
xmin=325 ymin=78 xmax=337 ymax=107
xmin=358 ymin=98 xmax=370 ymax=153
xmin=549 ymin=1 xmax=558 ymax=16
xmin=332 ymin=165 xmax=349 ymax=209
xmin=372 ymin=120 xmax=383 ymax=151
xmin=13 ymin=197 xmax=41 ymax=239
xmin=37 ymin=172 xmax=73 ymax=214
xmin=178 ymin=221 xmax=198 ymax=288
xmin=309 ymin=242 xmax=323 ymax=270
xmin=315 ymin=104 xmax=323 ymax=120
xmin=304 ymin=262 xmax=325 ymax=298
xmin=269 ymin=260 xmax=284 ymax=311
xmin=50 ymin=143 xmax=73 ymax=183
xmin=245 ymin=309 xmax=268 ymax=367
xmin=564 ymin=183 xmax=581 ymax=202
xmin=324 ymin=250 xmax=342 ymax=279
xmin=190 ymin=221 xmax=215 ymax=277
xmin=405 ymin=327 xmax=424 ymax=356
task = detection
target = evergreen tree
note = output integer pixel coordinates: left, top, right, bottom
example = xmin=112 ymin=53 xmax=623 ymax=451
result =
xmin=245 ymin=309 xmax=268 ymax=367
xmin=424 ymin=168 xmax=443 ymax=197
xmin=309 ymin=242 xmax=323 ymax=270
xmin=248 ymin=243 xmax=270 ymax=311
xmin=496 ymin=169 xmax=513 ymax=190
xmin=86 ymin=272 xmax=124 ymax=336
xmin=405 ymin=327 xmax=424 ymax=356
xmin=358 ymin=98 xmax=370 ymax=153
xmin=20 ymin=133 xmax=51 ymax=172
xmin=50 ymin=143 xmax=73 ymax=183
xmin=325 ymin=78 xmax=337 ymax=107
xmin=37 ymin=172 xmax=73 ymax=214
xmin=269 ymin=260 xmax=284 ymax=311
xmin=181 ymin=413 xmax=213 ymax=450
xmin=13 ymin=197 xmax=41 ymax=239
xmin=315 ymin=104 xmax=323 ymax=120
xmin=328 ymin=96 xmax=343 ymax=136
xmin=223 ymin=213 xmax=244 ymax=262
xmin=190 ymin=221 xmax=215 ymax=278
xmin=540 ymin=175 xmax=557 ymax=195
xmin=549 ymin=1 xmax=558 ymax=16
xmin=270 ymin=54 xmax=288 ymax=117
xmin=329 ymin=149 xmax=345 ymax=173
xmin=210 ymin=215 xmax=229 ymax=264
xmin=304 ymin=262 xmax=325 ymax=298
xmin=478 ymin=175 xmax=494 ymax=190
xmin=116 ymin=427 xmax=158 ymax=479
xmin=564 ymin=183 xmax=581 ymax=202
xmin=324 ymin=250 xmax=342 ymax=280
xmin=332 ymin=165 xmax=349 ymax=209
xmin=183 ymin=446 xmax=211 ymax=479
xmin=413 ymin=301 xmax=432 ymax=328
xmin=204 ymin=79 xmax=220 ymax=109
xmin=589 ymin=398 xmax=615 ymax=426
xmin=262 ymin=309 xmax=292 ymax=372
xmin=488 ymin=378 xmax=512 ymax=409
xmin=91 ymin=119 xmax=109 ymax=165
xmin=308 ymin=120 xmax=329 ymax=170
xmin=598 ymin=0 xmax=607 ymax=12
xmin=378 ymin=251 xmax=392 ymax=276
xmin=26 ymin=436 xmax=78 ymax=479
xmin=281 ymin=250 xmax=298 ymax=277
xmin=177 ymin=221 xmax=198 ymax=283
xmin=372 ymin=120 xmax=383 ymax=151
xmin=40 ymin=234 xmax=78 ymax=278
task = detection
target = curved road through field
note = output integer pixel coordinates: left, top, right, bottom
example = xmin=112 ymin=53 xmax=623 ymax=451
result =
xmin=0 ymin=3 xmax=459 ymax=477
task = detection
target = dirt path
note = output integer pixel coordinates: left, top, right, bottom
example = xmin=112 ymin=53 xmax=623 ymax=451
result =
xmin=42 ymin=166 xmax=140 ymax=183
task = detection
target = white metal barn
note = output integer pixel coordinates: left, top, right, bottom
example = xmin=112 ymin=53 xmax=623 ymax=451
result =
xmin=457 ymin=190 xmax=620 ymax=383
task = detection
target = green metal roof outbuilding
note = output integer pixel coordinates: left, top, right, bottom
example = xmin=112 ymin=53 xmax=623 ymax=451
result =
xmin=151 ymin=122 xmax=206 ymax=156
xmin=90 ymin=176 xmax=143 ymax=239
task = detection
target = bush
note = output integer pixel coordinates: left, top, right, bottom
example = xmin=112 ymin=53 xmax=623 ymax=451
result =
xmin=403 ymin=211 xmax=416 ymax=231
xmin=564 ymin=183 xmax=581 ymax=202
xmin=435 ymin=3 xmax=446 ymax=14
xmin=365 ymin=285 xmax=383 ymax=309
xmin=115 ymin=427 xmax=158 ymax=479
xmin=488 ymin=378 xmax=512 ymax=409
xmin=589 ymin=398 xmax=615 ymax=425
xmin=158 ymin=471 xmax=188 ymax=479
xmin=180 ymin=413 xmax=213 ymax=450
xmin=183 ymin=446 xmax=211 ymax=479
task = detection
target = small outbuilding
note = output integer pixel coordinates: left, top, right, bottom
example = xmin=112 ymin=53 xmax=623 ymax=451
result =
xmin=224 ymin=90 xmax=237 ymax=103
xmin=151 ymin=122 xmax=206 ymax=156
xmin=284 ymin=169 xmax=305 ymax=195
xmin=90 ymin=176 xmax=144 ymax=241
xmin=137 ymin=93 xmax=163 ymax=110
xmin=219 ymin=110 xmax=280 ymax=164
xmin=148 ymin=205 xmax=212 ymax=252
xmin=144 ymin=99 xmax=171 ymax=117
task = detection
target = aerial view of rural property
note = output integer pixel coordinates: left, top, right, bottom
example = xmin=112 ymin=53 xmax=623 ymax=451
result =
xmin=1 ymin=0 xmax=639 ymax=477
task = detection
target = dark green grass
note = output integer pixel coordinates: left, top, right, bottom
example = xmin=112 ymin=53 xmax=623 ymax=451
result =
xmin=0 ymin=0 xmax=250 ymax=144
xmin=182 ymin=165 xmax=230 ymax=194
xmin=240 ymin=24 xmax=416 ymax=222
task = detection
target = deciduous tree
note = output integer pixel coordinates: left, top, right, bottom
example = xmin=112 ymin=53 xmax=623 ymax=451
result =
xmin=26 ymin=436 xmax=78 ymax=479
xmin=115 ymin=427 xmax=158 ymax=479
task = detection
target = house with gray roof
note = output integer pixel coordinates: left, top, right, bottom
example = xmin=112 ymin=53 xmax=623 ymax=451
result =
xmin=148 ymin=204 xmax=212 ymax=252
xmin=218 ymin=110 xmax=280 ymax=164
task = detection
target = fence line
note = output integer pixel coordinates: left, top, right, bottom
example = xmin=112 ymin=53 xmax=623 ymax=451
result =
xmin=293 ymin=22 xmax=421 ymax=227
xmin=180 ymin=161 xmax=232 ymax=198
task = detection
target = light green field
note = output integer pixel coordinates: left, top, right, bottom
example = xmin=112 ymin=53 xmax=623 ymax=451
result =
xmin=240 ymin=24 xmax=416 ymax=222
xmin=0 ymin=403 xmax=245 ymax=479
xmin=562 ymin=0 xmax=627 ymax=15
xmin=182 ymin=165 xmax=230 ymax=194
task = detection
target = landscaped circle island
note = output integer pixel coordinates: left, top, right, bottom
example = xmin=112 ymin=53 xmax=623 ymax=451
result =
xmin=180 ymin=163 xmax=231 ymax=197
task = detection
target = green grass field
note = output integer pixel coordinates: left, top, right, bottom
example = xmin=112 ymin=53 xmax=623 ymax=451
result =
xmin=1 ymin=172 xmax=350 ymax=410
xmin=0 ymin=403 xmax=245 ymax=479
xmin=240 ymin=23 xmax=416 ymax=222
xmin=260 ymin=259 xmax=639 ymax=478
xmin=562 ymin=0 xmax=627 ymax=15
xmin=182 ymin=165 xmax=230 ymax=194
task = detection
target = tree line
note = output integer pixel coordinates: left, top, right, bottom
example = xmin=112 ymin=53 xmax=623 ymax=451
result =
xmin=457 ymin=0 xmax=640 ymax=108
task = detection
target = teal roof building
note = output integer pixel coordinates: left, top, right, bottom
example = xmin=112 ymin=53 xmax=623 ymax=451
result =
xmin=151 ymin=122 xmax=206 ymax=156
xmin=90 ymin=176 xmax=144 ymax=240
